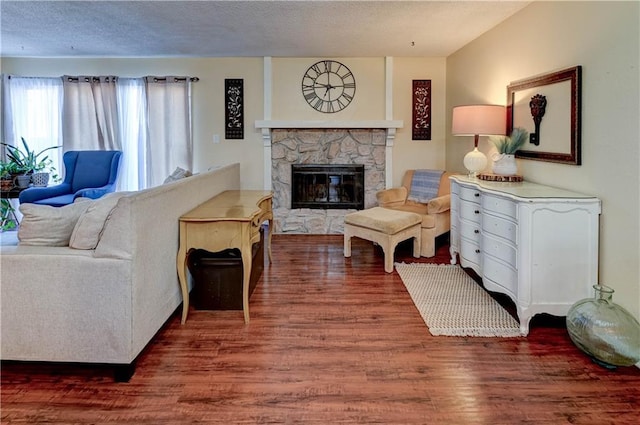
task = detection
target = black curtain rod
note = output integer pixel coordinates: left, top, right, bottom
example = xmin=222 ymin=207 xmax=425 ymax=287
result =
xmin=148 ymin=77 xmax=200 ymax=83
xmin=65 ymin=76 xmax=117 ymax=83
xmin=62 ymin=76 xmax=199 ymax=83
xmin=6 ymin=75 xmax=199 ymax=82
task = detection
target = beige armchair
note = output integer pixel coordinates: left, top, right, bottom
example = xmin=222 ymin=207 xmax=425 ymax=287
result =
xmin=376 ymin=170 xmax=452 ymax=257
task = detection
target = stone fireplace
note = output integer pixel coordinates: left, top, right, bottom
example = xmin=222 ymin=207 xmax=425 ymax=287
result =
xmin=256 ymin=120 xmax=403 ymax=234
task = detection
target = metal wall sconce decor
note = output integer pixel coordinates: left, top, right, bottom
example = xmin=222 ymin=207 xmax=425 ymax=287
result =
xmin=225 ymin=79 xmax=244 ymax=139
xmin=507 ymin=66 xmax=582 ymax=165
xmin=412 ymin=79 xmax=431 ymax=140
xmin=529 ymin=94 xmax=547 ymax=146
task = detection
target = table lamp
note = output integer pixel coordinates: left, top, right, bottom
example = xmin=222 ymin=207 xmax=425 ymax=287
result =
xmin=452 ymin=105 xmax=506 ymax=177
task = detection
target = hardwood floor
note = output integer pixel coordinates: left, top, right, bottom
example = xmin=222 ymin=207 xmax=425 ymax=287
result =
xmin=2 ymin=235 xmax=639 ymax=424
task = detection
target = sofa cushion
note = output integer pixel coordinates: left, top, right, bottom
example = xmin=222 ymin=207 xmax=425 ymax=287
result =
xmin=69 ymin=192 xmax=131 ymax=250
xmin=18 ymin=200 xmax=92 ymax=246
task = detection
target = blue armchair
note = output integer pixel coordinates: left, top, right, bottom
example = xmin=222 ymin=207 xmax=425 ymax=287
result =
xmin=19 ymin=150 xmax=122 ymax=207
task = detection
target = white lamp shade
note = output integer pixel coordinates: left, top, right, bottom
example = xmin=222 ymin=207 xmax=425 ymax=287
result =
xmin=452 ymin=105 xmax=506 ymax=136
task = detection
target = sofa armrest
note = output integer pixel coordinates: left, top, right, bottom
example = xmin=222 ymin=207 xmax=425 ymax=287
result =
xmin=427 ymin=194 xmax=451 ymax=214
xmin=376 ymin=187 xmax=408 ymax=208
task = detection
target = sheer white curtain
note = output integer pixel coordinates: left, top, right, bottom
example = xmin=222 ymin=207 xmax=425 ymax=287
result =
xmin=4 ymin=74 xmax=195 ymax=191
xmin=116 ymin=78 xmax=147 ymax=191
xmin=144 ymin=77 xmax=193 ymax=188
xmin=62 ymin=76 xmax=121 ymax=151
xmin=2 ymin=75 xmax=63 ymax=176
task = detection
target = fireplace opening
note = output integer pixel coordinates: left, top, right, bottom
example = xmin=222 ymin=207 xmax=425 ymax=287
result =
xmin=291 ymin=164 xmax=364 ymax=210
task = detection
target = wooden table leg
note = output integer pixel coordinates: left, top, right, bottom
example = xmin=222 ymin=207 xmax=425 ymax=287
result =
xmin=343 ymin=226 xmax=352 ymax=258
xmin=176 ymin=223 xmax=190 ymax=324
xmin=241 ymin=234 xmax=252 ymax=324
xmin=266 ymin=218 xmax=273 ymax=264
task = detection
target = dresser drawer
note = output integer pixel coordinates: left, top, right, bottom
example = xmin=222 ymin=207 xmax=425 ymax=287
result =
xmin=460 ymin=237 xmax=482 ymax=265
xmin=460 ymin=200 xmax=482 ymax=224
xmin=481 ymin=234 xmax=517 ymax=268
xmin=482 ymin=214 xmax=517 ymax=244
xmin=482 ymin=255 xmax=517 ymax=295
xmin=460 ymin=220 xmax=481 ymax=241
xmin=482 ymin=194 xmax=517 ymax=219
xmin=459 ymin=185 xmax=482 ymax=203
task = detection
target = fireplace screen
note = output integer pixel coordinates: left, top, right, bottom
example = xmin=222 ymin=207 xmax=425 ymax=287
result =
xmin=291 ymin=164 xmax=364 ymax=209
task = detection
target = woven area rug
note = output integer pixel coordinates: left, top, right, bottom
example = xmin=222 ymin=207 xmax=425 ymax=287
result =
xmin=395 ymin=263 xmax=522 ymax=337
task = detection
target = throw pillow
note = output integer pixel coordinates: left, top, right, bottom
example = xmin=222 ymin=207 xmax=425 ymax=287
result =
xmin=163 ymin=167 xmax=192 ymax=184
xmin=18 ymin=201 xmax=92 ymax=246
xmin=69 ymin=191 xmax=131 ymax=250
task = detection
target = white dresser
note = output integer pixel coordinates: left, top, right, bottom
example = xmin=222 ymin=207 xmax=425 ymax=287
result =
xmin=449 ymin=175 xmax=601 ymax=335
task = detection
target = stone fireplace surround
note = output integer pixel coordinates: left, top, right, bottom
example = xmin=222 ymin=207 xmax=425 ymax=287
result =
xmin=256 ymin=120 xmax=403 ymax=234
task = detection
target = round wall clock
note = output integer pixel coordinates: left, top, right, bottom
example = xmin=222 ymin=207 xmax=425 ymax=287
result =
xmin=301 ymin=60 xmax=356 ymax=113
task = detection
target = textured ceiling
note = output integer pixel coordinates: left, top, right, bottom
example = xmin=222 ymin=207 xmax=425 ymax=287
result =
xmin=1 ymin=1 xmax=531 ymax=58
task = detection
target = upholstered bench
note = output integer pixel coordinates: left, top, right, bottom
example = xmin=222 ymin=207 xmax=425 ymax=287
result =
xmin=344 ymin=207 xmax=422 ymax=273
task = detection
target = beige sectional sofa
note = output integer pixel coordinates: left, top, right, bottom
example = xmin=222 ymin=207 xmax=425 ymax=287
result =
xmin=0 ymin=163 xmax=240 ymax=380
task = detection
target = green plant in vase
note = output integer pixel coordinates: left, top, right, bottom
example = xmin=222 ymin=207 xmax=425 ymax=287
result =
xmin=490 ymin=127 xmax=528 ymax=155
xmin=0 ymin=160 xmax=22 ymax=191
xmin=1 ymin=137 xmax=61 ymax=187
xmin=0 ymin=199 xmax=18 ymax=231
xmin=489 ymin=127 xmax=529 ymax=176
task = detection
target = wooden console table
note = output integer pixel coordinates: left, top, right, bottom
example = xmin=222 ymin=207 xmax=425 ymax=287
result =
xmin=176 ymin=190 xmax=273 ymax=324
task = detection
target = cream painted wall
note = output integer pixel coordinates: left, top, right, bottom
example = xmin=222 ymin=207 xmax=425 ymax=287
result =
xmin=0 ymin=57 xmax=266 ymax=189
xmin=392 ymin=57 xmax=447 ymax=185
xmin=446 ymin=1 xmax=640 ymax=318
xmin=269 ymin=56 xmax=447 ymax=186
xmin=1 ymin=56 xmax=444 ymax=189
xmin=272 ymin=58 xmax=385 ymax=120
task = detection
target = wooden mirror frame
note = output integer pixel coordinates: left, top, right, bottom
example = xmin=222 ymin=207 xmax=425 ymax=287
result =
xmin=507 ymin=66 xmax=582 ymax=165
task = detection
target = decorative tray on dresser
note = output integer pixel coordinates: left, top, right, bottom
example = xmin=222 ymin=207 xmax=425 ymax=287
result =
xmin=449 ymin=175 xmax=601 ymax=336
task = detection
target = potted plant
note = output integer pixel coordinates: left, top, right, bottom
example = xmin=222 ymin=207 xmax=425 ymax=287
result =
xmin=1 ymin=161 xmax=19 ymax=191
xmin=489 ymin=127 xmax=528 ymax=175
xmin=1 ymin=137 xmax=61 ymax=187
xmin=0 ymin=199 xmax=18 ymax=231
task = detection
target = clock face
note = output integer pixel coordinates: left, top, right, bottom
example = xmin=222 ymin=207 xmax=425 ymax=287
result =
xmin=302 ymin=60 xmax=356 ymax=113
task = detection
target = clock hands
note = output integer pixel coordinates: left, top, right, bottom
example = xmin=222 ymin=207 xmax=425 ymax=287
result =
xmin=324 ymin=84 xmax=335 ymax=98
xmin=313 ymin=82 xmax=337 ymax=99
xmin=313 ymin=82 xmax=345 ymax=99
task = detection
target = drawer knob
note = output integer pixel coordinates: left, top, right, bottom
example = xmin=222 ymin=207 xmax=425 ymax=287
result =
xmin=474 ymin=193 xmax=480 ymax=197
xmin=474 ymin=210 xmax=480 ymax=214
xmin=474 ymin=229 xmax=479 ymax=234
xmin=475 ymin=249 xmax=481 ymax=253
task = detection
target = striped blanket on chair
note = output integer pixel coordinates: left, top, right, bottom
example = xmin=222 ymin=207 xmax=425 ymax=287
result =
xmin=407 ymin=169 xmax=444 ymax=203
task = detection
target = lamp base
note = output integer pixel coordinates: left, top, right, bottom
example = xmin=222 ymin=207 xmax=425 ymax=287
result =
xmin=463 ymin=147 xmax=488 ymax=178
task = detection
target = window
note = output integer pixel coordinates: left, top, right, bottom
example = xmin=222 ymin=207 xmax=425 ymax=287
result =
xmin=2 ymin=76 xmax=63 ymax=177
xmin=3 ymin=75 xmax=194 ymax=191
